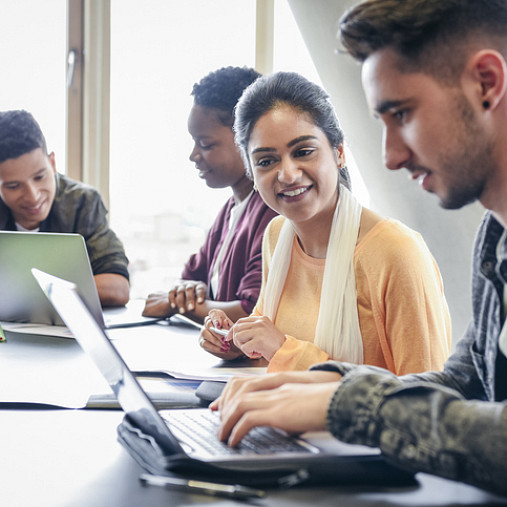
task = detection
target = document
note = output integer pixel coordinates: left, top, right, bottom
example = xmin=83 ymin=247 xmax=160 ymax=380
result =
xmin=112 ymin=328 xmax=268 ymax=381
xmin=162 ymin=365 xmax=267 ymax=382
xmin=0 ymin=299 xmax=160 ymax=339
xmin=86 ymin=376 xmax=203 ymax=409
xmin=1 ymin=321 xmax=73 ymax=338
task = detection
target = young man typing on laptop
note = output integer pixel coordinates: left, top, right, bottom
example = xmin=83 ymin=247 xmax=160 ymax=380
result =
xmin=212 ymin=0 xmax=507 ymax=497
xmin=0 ymin=110 xmax=129 ymax=307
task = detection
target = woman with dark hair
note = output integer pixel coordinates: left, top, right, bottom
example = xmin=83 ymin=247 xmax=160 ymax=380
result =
xmin=143 ymin=67 xmax=277 ymax=324
xmin=200 ymin=71 xmax=451 ymax=374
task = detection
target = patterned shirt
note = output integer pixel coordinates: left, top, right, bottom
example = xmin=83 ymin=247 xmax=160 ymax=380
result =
xmin=312 ymin=211 xmax=507 ymax=496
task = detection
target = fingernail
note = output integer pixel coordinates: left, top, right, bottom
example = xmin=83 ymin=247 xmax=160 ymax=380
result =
xmin=170 ymin=302 xmax=176 ymax=308
xmin=179 ymin=307 xmax=185 ymax=314
xmin=187 ymin=303 xmax=194 ymax=311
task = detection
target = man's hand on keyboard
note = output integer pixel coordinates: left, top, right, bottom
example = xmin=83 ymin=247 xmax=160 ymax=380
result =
xmin=210 ymin=371 xmax=341 ymax=447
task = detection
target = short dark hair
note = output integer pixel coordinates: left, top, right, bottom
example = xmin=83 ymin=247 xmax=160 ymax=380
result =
xmin=191 ymin=66 xmax=261 ymax=127
xmin=234 ymin=71 xmax=351 ymax=188
xmin=0 ymin=110 xmax=48 ymax=164
xmin=339 ymin=0 xmax=507 ymax=82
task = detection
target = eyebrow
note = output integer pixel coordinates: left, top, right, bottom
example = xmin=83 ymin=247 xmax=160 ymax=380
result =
xmin=250 ymin=135 xmax=319 ymax=156
xmin=374 ymin=99 xmax=410 ymax=116
xmin=2 ymin=168 xmax=47 ymax=185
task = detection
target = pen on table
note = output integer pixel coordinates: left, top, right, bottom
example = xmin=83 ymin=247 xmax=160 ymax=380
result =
xmin=139 ymin=473 xmax=266 ymax=499
xmin=0 ymin=322 xmax=5 ymax=342
xmin=171 ymin=314 xmax=231 ymax=338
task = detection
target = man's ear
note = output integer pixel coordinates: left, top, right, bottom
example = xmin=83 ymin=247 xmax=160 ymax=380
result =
xmin=466 ymin=49 xmax=507 ymax=110
xmin=48 ymin=152 xmax=57 ymax=174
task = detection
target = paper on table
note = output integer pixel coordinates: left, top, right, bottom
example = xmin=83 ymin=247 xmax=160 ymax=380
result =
xmin=1 ymin=321 xmax=73 ymax=338
xmin=162 ymin=366 xmax=267 ymax=382
xmin=111 ymin=327 xmax=268 ymax=381
xmin=1 ymin=299 xmax=155 ymax=339
xmin=0 ymin=385 xmax=91 ymax=409
xmin=0 ymin=345 xmax=109 ymax=408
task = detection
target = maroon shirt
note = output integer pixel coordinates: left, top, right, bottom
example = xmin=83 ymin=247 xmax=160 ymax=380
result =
xmin=182 ymin=192 xmax=277 ymax=314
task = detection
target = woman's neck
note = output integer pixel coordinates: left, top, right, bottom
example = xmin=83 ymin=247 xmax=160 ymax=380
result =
xmin=231 ymin=174 xmax=254 ymax=203
xmin=292 ymin=192 xmax=338 ymax=259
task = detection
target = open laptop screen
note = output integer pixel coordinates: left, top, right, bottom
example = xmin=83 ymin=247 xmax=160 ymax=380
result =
xmin=32 ymin=268 xmax=183 ymax=452
xmin=0 ymin=231 xmax=104 ymax=326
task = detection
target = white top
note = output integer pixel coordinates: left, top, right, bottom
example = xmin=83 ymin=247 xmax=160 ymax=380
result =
xmin=16 ymin=222 xmax=40 ymax=232
xmin=209 ymin=191 xmax=254 ymax=299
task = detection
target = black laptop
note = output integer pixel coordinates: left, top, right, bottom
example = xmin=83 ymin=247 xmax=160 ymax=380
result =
xmin=33 ymin=268 xmax=416 ymax=488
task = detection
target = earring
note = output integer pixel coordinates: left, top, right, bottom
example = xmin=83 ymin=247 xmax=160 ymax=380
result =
xmin=483 ymin=100 xmax=490 ymax=109
xmin=253 ymin=183 xmax=258 ymax=191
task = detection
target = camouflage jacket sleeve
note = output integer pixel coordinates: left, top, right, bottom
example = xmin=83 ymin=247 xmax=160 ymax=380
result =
xmin=311 ymin=361 xmax=507 ymax=496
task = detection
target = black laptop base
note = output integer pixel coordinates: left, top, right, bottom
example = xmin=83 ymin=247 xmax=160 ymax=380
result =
xmin=117 ymin=415 xmax=417 ymax=489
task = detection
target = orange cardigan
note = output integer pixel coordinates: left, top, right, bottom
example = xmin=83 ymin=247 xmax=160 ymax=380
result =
xmin=253 ymin=216 xmax=452 ymax=374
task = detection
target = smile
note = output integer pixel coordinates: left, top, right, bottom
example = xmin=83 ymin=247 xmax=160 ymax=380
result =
xmin=409 ymin=170 xmax=432 ymax=191
xmin=279 ymin=186 xmax=311 ymax=198
xmin=23 ymin=201 xmax=46 ymax=215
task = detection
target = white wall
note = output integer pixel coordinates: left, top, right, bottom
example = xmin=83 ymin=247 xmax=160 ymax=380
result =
xmin=288 ymin=0 xmax=484 ymax=346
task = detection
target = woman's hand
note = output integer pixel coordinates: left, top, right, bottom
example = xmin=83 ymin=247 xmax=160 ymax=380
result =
xmin=142 ymin=280 xmax=207 ymax=318
xmin=209 ymin=371 xmax=342 ymax=447
xmin=229 ymin=315 xmax=286 ymax=360
xmin=199 ymin=310 xmax=243 ymax=360
xmin=168 ymin=280 xmax=207 ymax=314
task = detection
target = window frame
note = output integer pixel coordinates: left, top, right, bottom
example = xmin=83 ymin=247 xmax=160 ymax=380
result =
xmin=65 ymin=0 xmax=274 ymax=212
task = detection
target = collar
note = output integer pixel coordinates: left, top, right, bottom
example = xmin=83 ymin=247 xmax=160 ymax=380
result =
xmin=479 ymin=212 xmax=507 ymax=284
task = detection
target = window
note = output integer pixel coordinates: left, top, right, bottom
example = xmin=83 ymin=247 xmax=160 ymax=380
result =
xmin=109 ymin=0 xmax=258 ymax=297
xmin=0 ymin=0 xmax=66 ymax=165
xmin=108 ymin=0 xmax=345 ymax=298
xmin=1 ymin=0 xmax=367 ymax=300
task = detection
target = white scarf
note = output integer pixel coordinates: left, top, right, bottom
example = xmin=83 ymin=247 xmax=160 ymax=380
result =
xmin=263 ymin=185 xmax=364 ymax=364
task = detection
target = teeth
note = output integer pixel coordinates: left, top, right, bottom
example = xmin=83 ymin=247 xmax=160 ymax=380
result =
xmin=409 ymin=172 xmax=426 ymax=185
xmin=282 ymin=188 xmax=306 ymax=197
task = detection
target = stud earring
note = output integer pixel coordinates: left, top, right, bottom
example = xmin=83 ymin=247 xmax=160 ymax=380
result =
xmin=483 ymin=100 xmax=490 ymax=109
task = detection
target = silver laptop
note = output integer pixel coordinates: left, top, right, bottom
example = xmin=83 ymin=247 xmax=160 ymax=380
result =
xmin=0 ymin=231 xmax=157 ymax=329
xmin=32 ymin=269 xmax=388 ymax=474
xmin=0 ymin=231 xmax=105 ymax=327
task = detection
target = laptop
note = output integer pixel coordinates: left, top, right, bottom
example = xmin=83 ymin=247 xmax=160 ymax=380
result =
xmin=0 ymin=231 xmax=157 ymax=329
xmin=32 ymin=268 xmax=416 ymax=487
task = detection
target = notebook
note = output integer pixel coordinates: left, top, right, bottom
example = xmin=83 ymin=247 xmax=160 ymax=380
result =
xmin=32 ymin=268 xmax=416 ymax=487
xmin=0 ymin=231 xmax=157 ymax=329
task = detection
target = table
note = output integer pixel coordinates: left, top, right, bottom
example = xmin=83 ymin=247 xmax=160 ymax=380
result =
xmin=1 ymin=326 xmax=506 ymax=506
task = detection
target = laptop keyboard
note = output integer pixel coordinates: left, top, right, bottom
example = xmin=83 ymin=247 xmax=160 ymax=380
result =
xmin=164 ymin=409 xmax=316 ymax=457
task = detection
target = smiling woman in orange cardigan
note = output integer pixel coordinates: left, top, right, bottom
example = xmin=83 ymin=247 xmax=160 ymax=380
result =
xmin=198 ymin=71 xmax=451 ymax=374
